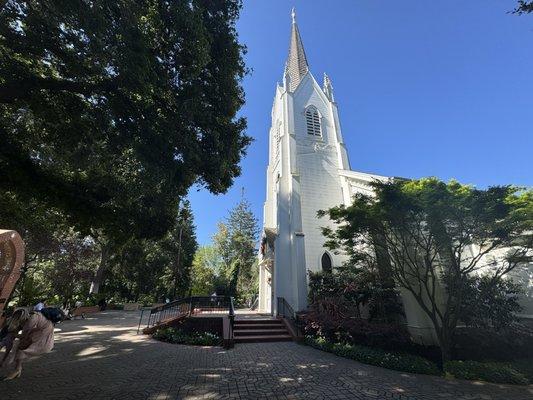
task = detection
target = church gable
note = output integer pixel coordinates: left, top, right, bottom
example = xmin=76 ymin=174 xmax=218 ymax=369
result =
xmin=291 ymin=74 xmax=334 ymax=144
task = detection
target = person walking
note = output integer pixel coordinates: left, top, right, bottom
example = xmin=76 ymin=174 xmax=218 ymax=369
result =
xmin=2 ymin=308 xmax=61 ymax=380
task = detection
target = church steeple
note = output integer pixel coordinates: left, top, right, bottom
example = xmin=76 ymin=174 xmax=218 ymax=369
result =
xmin=285 ymin=8 xmax=309 ymax=92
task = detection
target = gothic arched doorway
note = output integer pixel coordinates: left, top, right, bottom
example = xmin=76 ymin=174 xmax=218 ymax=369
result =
xmin=321 ymin=252 xmax=332 ymax=273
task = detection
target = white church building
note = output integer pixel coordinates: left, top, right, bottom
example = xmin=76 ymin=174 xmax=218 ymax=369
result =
xmin=257 ymin=10 xmax=533 ymax=344
xmin=258 ymin=10 xmax=389 ymax=315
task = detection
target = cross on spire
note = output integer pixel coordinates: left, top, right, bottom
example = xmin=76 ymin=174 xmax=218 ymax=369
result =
xmin=285 ymin=7 xmax=309 ymax=92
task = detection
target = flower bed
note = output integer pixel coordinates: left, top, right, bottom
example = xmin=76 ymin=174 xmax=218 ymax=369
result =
xmin=444 ymin=360 xmax=530 ymax=385
xmin=305 ymin=335 xmax=532 ymax=385
xmin=304 ymin=336 xmax=441 ymax=376
xmin=153 ymin=327 xmax=221 ymax=346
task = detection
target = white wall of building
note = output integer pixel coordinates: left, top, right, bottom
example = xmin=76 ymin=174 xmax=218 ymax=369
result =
xmin=258 ymin=13 xmax=533 ymax=345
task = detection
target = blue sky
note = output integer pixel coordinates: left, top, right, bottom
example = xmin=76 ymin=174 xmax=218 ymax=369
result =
xmin=189 ymin=1 xmax=533 ymax=245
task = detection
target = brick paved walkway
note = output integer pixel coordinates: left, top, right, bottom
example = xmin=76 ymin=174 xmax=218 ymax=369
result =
xmin=1 ymin=311 xmax=532 ymax=400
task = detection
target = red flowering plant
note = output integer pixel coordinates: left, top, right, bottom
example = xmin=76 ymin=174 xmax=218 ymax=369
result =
xmin=305 ymin=266 xmax=409 ymax=350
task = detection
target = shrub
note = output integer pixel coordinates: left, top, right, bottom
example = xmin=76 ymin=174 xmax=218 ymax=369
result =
xmin=458 ymin=276 xmax=522 ymax=331
xmin=510 ymin=359 xmax=533 ymax=383
xmin=308 ymin=269 xmax=403 ymax=322
xmin=444 ymin=360 xmax=529 ymax=385
xmin=453 ymin=326 xmax=533 ymax=361
xmin=302 ymin=311 xmax=412 ymax=351
xmin=153 ymin=327 xmax=221 ymax=346
xmin=305 ymin=336 xmax=440 ymax=376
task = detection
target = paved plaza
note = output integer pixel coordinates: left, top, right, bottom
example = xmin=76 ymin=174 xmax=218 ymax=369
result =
xmin=1 ymin=311 xmax=532 ymax=400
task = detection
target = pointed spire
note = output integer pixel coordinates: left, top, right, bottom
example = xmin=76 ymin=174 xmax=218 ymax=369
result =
xmin=286 ymin=8 xmax=309 ymax=92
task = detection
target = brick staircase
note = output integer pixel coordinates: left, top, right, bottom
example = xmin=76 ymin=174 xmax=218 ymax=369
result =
xmin=233 ymin=318 xmax=292 ymax=343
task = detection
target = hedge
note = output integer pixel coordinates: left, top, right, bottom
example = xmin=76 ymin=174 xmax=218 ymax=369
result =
xmin=305 ymin=336 xmax=441 ymax=376
xmin=444 ymin=360 xmax=529 ymax=385
xmin=153 ymin=327 xmax=221 ymax=346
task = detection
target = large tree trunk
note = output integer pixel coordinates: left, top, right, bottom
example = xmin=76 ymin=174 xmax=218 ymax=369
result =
xmin=89 ymin=242 xmax=110 ymax=295
xmin=372 ymin=228 xmax=395 ymax=288
xmin=438 ymin=330 xmax=453 ymax=365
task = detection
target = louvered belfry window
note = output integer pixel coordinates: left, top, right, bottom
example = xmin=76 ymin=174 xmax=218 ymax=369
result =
xmin=305 ymin=106 xmax=321 ymax=136
xmin=275 ymin=123 xmax=281 ymax=158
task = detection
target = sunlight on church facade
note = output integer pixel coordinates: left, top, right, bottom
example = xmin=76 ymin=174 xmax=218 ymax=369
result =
xmin=257 ymin=10 xmax=533 ymax=345
xmin=258 ymin=9 xmax=388 ymax=317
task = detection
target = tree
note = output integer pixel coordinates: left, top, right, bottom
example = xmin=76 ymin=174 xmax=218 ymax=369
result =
xmin=514 ymin=1 xmax=533 ymax=14
xmin=0 ymin=0 xmax=250 ymax=240
xmin=46 ymin=230 xmax=99 ymax=306
xmin=107 ymin=238 xmax=161 ymax=303
xmin=162 ymin=200 xmax=198 ymax=299
xmin=320 ymin=178 xmax=533 ymax=362
xmin=0 ymin=192 xmax=64 ymax=304
xmin=214 ymin=197 xmax=259 ymax=302
xmin=105 ymin=200 xmax=198 ymax=302
xmin=190 ymin=245 xmax=222 ymax=295
xmin=459 ymin=275 xmax=523 ymax=331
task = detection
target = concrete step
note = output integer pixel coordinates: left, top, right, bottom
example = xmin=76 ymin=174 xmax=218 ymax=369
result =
xmin=233 ymin=323 xmax=285 ymax=330
xmin=234 ymin=329 xmax=289 ymax=336
xmin=234 ymin=319 xmax=282 ymax=324
xmin=234 ymin=334 xmax=293 ymax=343
xmin=232 ymin=317 xmax=292 ymax=343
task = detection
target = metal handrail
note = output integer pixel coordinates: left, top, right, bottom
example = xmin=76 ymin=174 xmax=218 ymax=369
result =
xmin=229 ymin=296 xmax=235 ymax=319
xmin=228 ymin=297 xmax=235 ymax=339
xmin=249 ymin=297 xmax=259 ymax=310
xmin=277 ymin=297 xmax=303 ymax=337
xmin=138 ymin=296 xmax=235 ymax=333
xmin=277 ymin=297 xmax=296 ymax=320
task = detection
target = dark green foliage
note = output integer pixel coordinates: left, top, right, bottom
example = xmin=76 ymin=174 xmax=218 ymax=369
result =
xmin=302 ymin=311 xmax=412 ymax=352
xmin=8 ymin=199 xmax=198 ymax=307
xmin=8 ymin=228 xmax=100 ymax=307
xmin=305 ymin=336 xmax=441 ymax=376
xmin=0 ymin=0 xmax=250 ymax=240
xmin=320 ymin=178 xmax=533 ymax=362
xmin=510 ymin=359 xmax=533 ymax=383
xmin=514 ymin=1 xmax=533 ymax=14
xmin=153 ymin=327 xmax=220 ymax=346
xmin=453 ymin=326 xmax=533 ymax=361
xmin=213 ymin=197 xmax=259 ymax=304
xmin=459 ymin=276 xmax=523 ymax=331
xmin=308 ymin=268 xmax=403 ymax=322
xmin=444 ymin=360 xmax=529 ymax=385
xmin=104 ymin=200 xmax=198 ymax=303
xmin=190 ymin=245 xmax=222 ymax=295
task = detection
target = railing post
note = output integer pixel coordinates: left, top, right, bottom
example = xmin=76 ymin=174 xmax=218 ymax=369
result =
xmin=137 ymin=308 xmax=145 ymax=334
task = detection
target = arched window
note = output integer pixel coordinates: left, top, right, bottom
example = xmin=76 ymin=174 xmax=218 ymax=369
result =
xmin=321 ymin=252 xmax=332 ymax=273
xmin=305 ymin=106 xmax=321 ymax=136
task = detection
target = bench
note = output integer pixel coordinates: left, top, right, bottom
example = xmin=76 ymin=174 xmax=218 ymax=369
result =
xmin=123 ymin=303 xmax=142 ymax=311
xmin=71 ymin=306 xmax=100 ymax=319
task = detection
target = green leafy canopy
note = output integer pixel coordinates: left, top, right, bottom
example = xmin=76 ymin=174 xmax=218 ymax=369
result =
xmin=0 ymin=0 xmax=250 ymax=240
